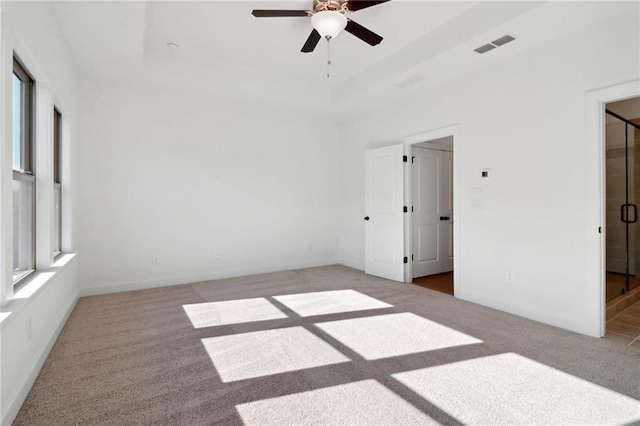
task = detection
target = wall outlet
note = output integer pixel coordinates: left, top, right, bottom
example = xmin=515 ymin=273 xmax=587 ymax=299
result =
xmin=214 ymin=250 xmax=221 ymax=260
xmin=506 ymin=272 xmax=514 ymax=282
xmin=152 ymin=256 xmax=160 ymax=265
xmin=26 ymin=318 xmax=32 ymax=342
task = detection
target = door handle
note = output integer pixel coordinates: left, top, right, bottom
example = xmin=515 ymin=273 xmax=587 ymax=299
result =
xmin=364 ymin=216 xmax=370 ymax=221
xmin=621 ymin=204 xmax=637 ymax=223
xmin=440 ymin=216 xmax=450 ymax=221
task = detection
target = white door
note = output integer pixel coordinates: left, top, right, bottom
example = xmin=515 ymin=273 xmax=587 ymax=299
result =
xmin=412 ymin=147 xmax=453 ymax=277
xmin=364 ymin=144 xmax=405 ymax=282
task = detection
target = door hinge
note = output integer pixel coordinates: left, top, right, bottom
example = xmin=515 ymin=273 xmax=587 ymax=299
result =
xmin=403 ymin=206 xmax=408 ymax=213
xmin=403 ymin=256 xmax=408 ymax=264
xmin=411 ymin=156 xmax=415 ymax=164
xmin=411 ymin=254 xmax=414 ymax=261
xmin=411 ymin=206 xmax=414 ymax=212
xmin=403 ymin=155 xmax=408 ymax=163
xmin=599 ymin=226 xmax=602 ymax=234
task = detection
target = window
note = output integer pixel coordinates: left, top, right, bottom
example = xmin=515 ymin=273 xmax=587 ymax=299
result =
xmin=53 ymin=108 xmax=62 ymax=256
xmin=13 ymin=58 xmax=35 ymax=284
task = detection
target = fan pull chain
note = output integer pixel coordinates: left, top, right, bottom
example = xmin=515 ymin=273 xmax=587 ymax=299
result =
xmin=326 ymin=35 xmax=332 ymax=78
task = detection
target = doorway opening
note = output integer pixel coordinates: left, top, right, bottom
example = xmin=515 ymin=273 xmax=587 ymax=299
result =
xmin=362 ymin=125 xmax=458 ymax=287
xmin=604 ymin=96 xmax=640 ymax=342
xmin=408 ymin=136 xmax=454 ymax=296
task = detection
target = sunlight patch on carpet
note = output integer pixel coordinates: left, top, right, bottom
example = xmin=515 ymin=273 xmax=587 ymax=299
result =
xmin=315 ymin=312 xmax=482 ymax=360
xmin=393 ymin=352 xmax=640 ymax=425
xmin=201 ymin=326 xmax=349 ymax=382
xmin=273 ymin=289 xmax=392 ymax=317
xmin=235 ymin=379 xmax=435 ymax=425
xmin=182 ymin=297 xmax=287 ymax=328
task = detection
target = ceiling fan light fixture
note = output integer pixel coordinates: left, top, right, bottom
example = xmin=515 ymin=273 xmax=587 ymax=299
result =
xmin=311 ymin=10 xmax=347 ymax=39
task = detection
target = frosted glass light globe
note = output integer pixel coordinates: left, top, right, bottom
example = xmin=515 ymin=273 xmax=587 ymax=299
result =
xmin=311 ymin=10 xmax=348 ymax=39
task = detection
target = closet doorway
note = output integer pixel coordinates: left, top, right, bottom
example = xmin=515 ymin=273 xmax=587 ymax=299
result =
xmin=410 ymin=137 xmax=454 ymax=295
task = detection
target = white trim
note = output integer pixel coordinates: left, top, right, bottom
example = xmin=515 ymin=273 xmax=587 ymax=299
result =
xmin=413 ymin=141 xmax=453 ymax=152
xmin=34 ymin=83 xmax=54 ymax=270
xmin=402 ymin=124 xmax=460 ymax=292
xmin=403 ymin=125 xmax=459 ymax=145
xmin=456 ymin=289 xmax=591 ymax=336
xmin=339 ymin=258 xmax=364 ymax=272
xmin=1 ymin=294 xmax=78 ymax=426
xmin=585 ymin=79 xmax=640 ymax=338
xmin=0 ymin=12 xmax=14 ymax=306
xmin=79 ymin=259 xmax=338 ymax=297
xmin=1 ymin=253 xmax=77 ymax=328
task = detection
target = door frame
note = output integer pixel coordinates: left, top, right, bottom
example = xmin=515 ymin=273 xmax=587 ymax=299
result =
xmin=586 ymin=79 xmax=640 ymax=337
xmin=402 ymin=124 xmax=460 ymax=293
xmin=411 ymin=146 xmax=453 ymax=278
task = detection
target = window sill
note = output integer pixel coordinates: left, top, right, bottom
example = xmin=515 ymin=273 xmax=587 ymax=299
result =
xmin=12 ymin=269 xmax=36 ymax=289
xmin=1 ymin=253 xmax=77 ymax=327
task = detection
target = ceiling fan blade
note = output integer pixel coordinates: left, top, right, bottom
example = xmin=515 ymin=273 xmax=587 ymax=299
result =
xmin=345 ymin=19 xmax=383 ymax=46
xmin=252 ymin=10 xmax=309 ymax=17
xmin=345 ymin=0 xmax=390 ymax=12
xmin=301 ymin=29 xmax=322 ymax=53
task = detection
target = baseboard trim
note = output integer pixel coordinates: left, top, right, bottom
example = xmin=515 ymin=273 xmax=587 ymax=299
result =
xmin=2 ymin=294 xmax=78 ymax=426
xmin=338 ymin=259 xmax=364 ymax=271
xmin=456 ymin=289 xmax=594 ymax=337
xmin=79 ymin=259 xmax=338 ymax=297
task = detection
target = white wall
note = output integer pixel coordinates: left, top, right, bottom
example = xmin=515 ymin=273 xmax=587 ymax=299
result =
xmin=337 ymin=8 xmax=640 ymax=336
xmin=77 ymin=80 xmax=340 ymax=294
xmin=0 ymin=1 xmax=635 ymax=424
xmin=0 ymin=2 xmax=79 ymax=424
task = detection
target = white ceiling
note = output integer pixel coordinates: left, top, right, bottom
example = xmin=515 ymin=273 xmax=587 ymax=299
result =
xmin=49 ymin=1 xmax=637 ymax=118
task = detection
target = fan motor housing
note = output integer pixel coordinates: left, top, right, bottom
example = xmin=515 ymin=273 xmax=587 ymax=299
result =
xmin=313 ymin=0 xmax=348 ymax=13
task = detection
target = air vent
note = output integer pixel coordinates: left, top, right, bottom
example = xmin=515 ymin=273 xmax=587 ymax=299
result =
xmin=492 ymin=35 xmax=515 ymax=46
xmin=474 ymin=44 xmax=496 ymax=54
xmin=474 ymin=34 xmax=516 ymax=54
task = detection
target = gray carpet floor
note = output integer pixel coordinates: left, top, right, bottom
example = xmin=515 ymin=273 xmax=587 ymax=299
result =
xmin=14 ymin=265 xmax=640 ymax=425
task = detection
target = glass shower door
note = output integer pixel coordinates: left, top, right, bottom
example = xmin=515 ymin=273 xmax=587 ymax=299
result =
xmin=606 ymin=108 xmax=640 ymax=301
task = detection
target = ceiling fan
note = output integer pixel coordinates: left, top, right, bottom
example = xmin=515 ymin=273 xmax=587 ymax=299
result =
xmin=251 ymin=0 xmax=390 ymax=53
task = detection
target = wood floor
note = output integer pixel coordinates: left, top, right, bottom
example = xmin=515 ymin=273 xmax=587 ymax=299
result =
xmin=606 ymin=299 xmax=640 ymax=348
xmin=412 ymin=271 xmax=640 ymax=349
xmin=412 ymin=272 xmax=453 ymax=295
xmin=606 ymin=272 xmax=640 ymax=303
xmin=606 ymin=273 xmax=640 ymax=346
